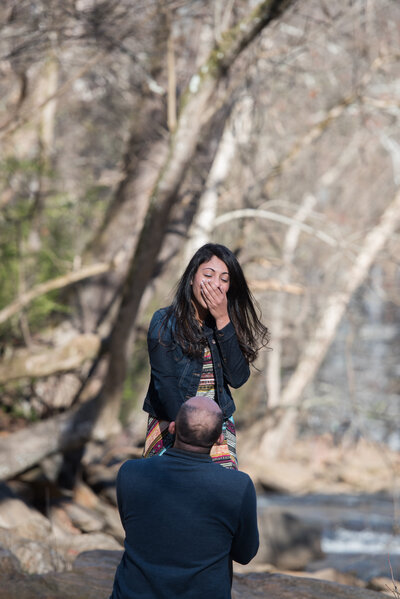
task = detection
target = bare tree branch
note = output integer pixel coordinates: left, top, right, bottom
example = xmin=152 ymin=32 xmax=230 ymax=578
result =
xmin=265 ymin=54 xmax=400 ymax=183
xmin=213 ymin=208 xmax=339 ymax=246
xmin=0 ymin=255 xmax=124 ymax=325
xmin=249 ymin=279 xmax=304 ymax=294
xmin=185 ymin=110 xmax=239 ymax=260
xmin=266 ymin=194 xmax=317 ymax=408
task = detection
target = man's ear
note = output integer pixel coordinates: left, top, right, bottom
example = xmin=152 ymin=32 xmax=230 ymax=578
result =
xmin=216 ymin=432 xmax=224 ymax=446
xmin=168 ymin=421 xmax=176 ymax=435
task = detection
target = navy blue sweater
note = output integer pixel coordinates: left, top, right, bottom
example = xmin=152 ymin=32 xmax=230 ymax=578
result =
xmin=110 ymin=449 xmax=259 ymax=599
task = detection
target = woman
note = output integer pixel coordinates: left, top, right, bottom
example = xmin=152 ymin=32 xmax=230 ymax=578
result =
xmin=142 ymin=243 xmax=269 ymax=469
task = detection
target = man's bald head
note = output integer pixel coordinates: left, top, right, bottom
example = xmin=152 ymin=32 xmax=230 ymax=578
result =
xmin=174 ymin=396 xmax=223 ymax=451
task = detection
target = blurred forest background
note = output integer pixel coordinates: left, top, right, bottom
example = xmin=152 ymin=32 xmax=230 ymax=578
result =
xmin=0 ymin=0 xmax=399 ymax=488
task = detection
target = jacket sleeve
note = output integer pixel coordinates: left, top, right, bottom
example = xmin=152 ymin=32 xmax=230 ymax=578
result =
xmin=215 ymin=321 xmax=250 ymax=388
xmin=147 ymin=311 xmax=186 ymax=421
xmin=230 ymin=476 xmax=259 ymax=564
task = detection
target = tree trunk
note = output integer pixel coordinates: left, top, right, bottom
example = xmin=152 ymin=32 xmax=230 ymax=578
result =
xmin=0 ymin=334 xmax=100 ymax=384
xmin=267 ymin=194 xmax=317 ymax=408
xmin=75 ymin=96 xmax=168 ymax=332
xmin=184 ymin=115 xmax=238 ymax=260
xmin=0 ymin=400 xmax=97 ymax=480
xmin=266 ymin=139 xmax=362 ymax=408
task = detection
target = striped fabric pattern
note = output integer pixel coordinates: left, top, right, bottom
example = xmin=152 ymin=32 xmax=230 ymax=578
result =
xmin=142 ymin=417 xmax=173 ymax=458
xmin=196 ymin=345 xmax=215 ymax=400
xmin=210 ymin=416 xmax=238 ymax=470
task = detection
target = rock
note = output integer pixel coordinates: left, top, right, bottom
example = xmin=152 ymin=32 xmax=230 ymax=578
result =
xmin=241 ymin=437 xmax=400 ymax=496
xmin=81 ymin=436 xmax=142 ymax=506
xmin=73 ymin=480 xmax=100 ymax=509
xmin=49 ymin=496 xmax=124 ymax=542
xmin=7 ymin=537 xmax=66 ymax=574
xmin=83 ymin=462 xmax=119 ymax=505
xmin=302 ymin=567 xmax=365 ymax=588
xmin=0 ymin=482 xmax=120 ymax=575
xmin=368 ymin=575 xmax=400 ymax=594
xmin=243 ymin=456 xmax=315 ymax=495
xmin=53 ymin=531 xmax=123 ymax=565
xmin=49 ymin=504 xmax=82 ymax=536
xmin=231 ymin=571 xmax=385 ymax=598
xmin=332 ymin=439 xmax=400 ymax=493
xmin=0 ymin=526 xmax=67 ymax=574
xmin=73 ymin=549 xmax=123 ymax=580
xmin=233 ymin=563 xmax=367 ymax=590
xmin=57 ymin=500 xmax=105 ymax=533
xmin=307 ymin=552 xmax=400 ymax=582
xmin=0 ymin=544 xmax=21 ymax=575
xmin=255 ymin=507 xmax=323 ymax=570
xmin=96 ymin=501 xmax=124 ymax=543
xmin=0 ymin=549 xmax=122 ymax=599
xmin=0 ymin=482 xmax=52 ymax=541
xmin=0 ymin=553 xmax=386 ymax=599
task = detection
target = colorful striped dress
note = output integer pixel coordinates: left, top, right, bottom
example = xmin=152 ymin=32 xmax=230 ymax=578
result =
xmin=143 ymin=343 xmax=238 ymax=469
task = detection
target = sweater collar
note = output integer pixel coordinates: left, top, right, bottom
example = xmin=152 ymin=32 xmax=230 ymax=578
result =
xmin=165 ymin=448 xmax=213 ymax=462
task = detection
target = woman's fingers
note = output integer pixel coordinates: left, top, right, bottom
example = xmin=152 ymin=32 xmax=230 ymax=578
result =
xmin=199 ymin=280 xmax=230 ymax=329
xmin=201 ymin=280 xmax=222 ymax=303
xmin=201 ymin=280 xmax=228 ymax=316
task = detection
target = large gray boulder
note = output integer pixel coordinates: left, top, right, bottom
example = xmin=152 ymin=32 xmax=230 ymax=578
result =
xmin=256 ymin=506 xmax=323 ymax=569
xmin=232 ymin=571 xmax=386 ymax=599
xmin=0 ymin=550 xmax=387 ymax=599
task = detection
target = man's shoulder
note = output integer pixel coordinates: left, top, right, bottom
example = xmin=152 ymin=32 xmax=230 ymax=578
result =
xmin=118 ymin=455 xmax=162 ymax=478
xmin=219 ymin=465 xmax=253 ymax=483
xmin=208 ymin=463 xmax=255 ymax=492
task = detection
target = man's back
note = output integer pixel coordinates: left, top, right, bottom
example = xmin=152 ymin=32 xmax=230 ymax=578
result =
xmin=110 ymin=448 xmax=259 ymax=599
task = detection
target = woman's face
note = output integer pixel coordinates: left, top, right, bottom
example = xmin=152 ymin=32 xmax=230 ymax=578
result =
xmin=191 ymin=255 xmax=230 ymax=318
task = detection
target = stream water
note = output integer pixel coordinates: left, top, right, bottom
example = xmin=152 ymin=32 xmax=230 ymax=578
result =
xmin=258 ymin=492 xmax=400 ymax=580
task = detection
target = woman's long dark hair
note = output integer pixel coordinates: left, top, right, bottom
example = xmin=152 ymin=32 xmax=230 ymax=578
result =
xmin=165 ymin=244 xmax=270 ymax=363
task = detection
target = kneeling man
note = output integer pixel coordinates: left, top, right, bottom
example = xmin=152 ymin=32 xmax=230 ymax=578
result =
xmin=110 ymin=395 xmax=259 ymax=599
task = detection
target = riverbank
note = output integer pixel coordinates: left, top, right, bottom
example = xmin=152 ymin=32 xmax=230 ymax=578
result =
xmin=0 ymin=548 xmax=396 ymax=599
xmin=237 ymin=433 xmax=400 ymax=594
